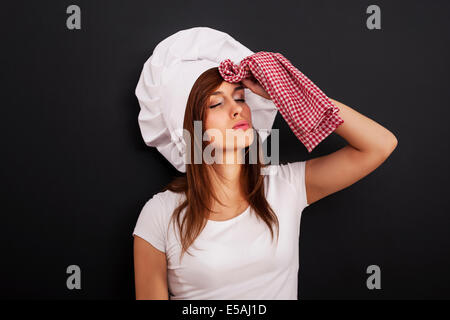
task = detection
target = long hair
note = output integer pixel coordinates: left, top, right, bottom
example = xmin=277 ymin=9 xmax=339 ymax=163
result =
xmin=162 ymin=67 xmax=279 ymax=261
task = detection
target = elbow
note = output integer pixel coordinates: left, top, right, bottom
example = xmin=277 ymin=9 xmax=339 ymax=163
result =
xmin=392 ymin=135 xmax=398 ymax=149
xmin=367 ymin=132 xmax=398 ymax=158
xmin=381 ymin=134 xmax=398 ymax=158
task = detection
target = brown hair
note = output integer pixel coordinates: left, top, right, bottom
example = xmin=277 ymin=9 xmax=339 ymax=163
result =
xmin=162 ymin=67 xmax=279 ymax=261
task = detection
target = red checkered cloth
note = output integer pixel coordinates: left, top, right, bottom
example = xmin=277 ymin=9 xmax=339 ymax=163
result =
xmin=218 ymin=51 xmax=344 ymax=152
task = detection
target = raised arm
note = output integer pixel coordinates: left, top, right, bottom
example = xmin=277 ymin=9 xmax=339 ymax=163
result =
xmin=305 ymin=98 xmax=398 ymax=205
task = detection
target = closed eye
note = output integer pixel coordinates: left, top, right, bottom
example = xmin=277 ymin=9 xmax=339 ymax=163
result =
xmin=209 ymin=99 xmax=246 ymax=109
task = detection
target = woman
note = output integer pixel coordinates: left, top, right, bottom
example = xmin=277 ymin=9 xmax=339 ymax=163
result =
xmin=132 ymin=64 xmax=398 ymax=300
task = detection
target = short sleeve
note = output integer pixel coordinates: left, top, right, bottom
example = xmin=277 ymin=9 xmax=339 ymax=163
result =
xmin=276 ymin=161 xmax=309 ymax=209
xmin=132 ymin=195 xmax=168 ymax=253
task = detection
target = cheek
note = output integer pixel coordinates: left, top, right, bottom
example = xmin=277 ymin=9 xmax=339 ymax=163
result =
xmin=243 ymin=105 xmax=252 ymax=123
xmin=204 ymin=111 xmax=213 ymax=130
xmin=204 ymin=112 xmax=228 ymax=147
xmin=205 ymin=111 xmax=226 ymax=131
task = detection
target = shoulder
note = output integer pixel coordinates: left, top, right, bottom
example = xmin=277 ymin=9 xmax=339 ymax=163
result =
xmin=132 ymin=189 xmax=185 ymax=252
xmin=136 ymin=189 xmax=186 ymax=232
xmin=262 ymin=161 xmax=309 ymax=208
xmin=262 ymin=161 xmax=306 ymax=185
xmin=141 ymin=189 xmax=185 ymax=217
xmin=151 ymin=188 xmax=185 ymax=204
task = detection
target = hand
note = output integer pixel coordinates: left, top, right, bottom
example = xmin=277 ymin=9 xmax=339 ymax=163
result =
xmin=242 ymin=78 xmax=271 ymax=100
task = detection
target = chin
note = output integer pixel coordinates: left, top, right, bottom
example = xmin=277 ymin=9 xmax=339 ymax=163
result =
xmin=227 ymin=128 xmax=254 ymax=147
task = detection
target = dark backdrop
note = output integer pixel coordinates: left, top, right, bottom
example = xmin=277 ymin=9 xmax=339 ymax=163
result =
xmin=2 ymin=0 xmax=449 ymax=299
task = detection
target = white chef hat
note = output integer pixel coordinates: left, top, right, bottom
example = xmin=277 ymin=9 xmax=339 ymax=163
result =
xmin=135 ymin=26 xmax=278 ymax=173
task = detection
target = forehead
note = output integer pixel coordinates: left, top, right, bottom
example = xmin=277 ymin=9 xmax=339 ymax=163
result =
xmin=219 ymin=81 xmax=241 ymax=89
xmin=210 ymin=81 xmax=244 ymax=96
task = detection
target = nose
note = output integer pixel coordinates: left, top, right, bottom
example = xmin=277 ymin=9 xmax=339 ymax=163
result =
xmin=230 ymin=100 xmax=243 ymax=118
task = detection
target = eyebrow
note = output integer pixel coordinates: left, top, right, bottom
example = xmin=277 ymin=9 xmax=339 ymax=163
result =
xmin=211 ymin=85 xmax=245 ymax=96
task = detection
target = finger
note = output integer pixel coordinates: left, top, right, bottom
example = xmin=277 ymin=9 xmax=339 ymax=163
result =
xmin=242 ymin=78 xmax=255 ymax=89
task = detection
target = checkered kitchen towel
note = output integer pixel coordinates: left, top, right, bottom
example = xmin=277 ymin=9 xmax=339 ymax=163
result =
xmin=218 ymin=51 xmax=344 ymax=152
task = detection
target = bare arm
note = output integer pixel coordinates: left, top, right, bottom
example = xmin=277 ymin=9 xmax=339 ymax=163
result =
xmin=305 ymin=98 xmax=398 ymax=205
xmin=133 ymin=235 xmax=169 ymax=300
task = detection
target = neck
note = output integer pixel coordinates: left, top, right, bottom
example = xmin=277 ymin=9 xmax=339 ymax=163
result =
xmin=209 ymin=148 xmax=246 ymax=199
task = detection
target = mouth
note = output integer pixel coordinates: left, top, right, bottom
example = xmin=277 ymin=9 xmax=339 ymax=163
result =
xmin=232 ymin=120 xmax=250 ymax=131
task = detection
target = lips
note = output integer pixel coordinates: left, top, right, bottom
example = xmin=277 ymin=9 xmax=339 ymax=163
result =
xmin=232 ymin=120 xmax=250 ymax=130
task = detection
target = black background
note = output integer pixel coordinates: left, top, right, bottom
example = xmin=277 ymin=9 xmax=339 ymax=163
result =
xmin=1 ymin=0 xmax=449 ymax=299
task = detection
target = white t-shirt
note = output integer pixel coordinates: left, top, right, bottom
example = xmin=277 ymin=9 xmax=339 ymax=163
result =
xmin=132 ymin=161 xmax=310 ymax=300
